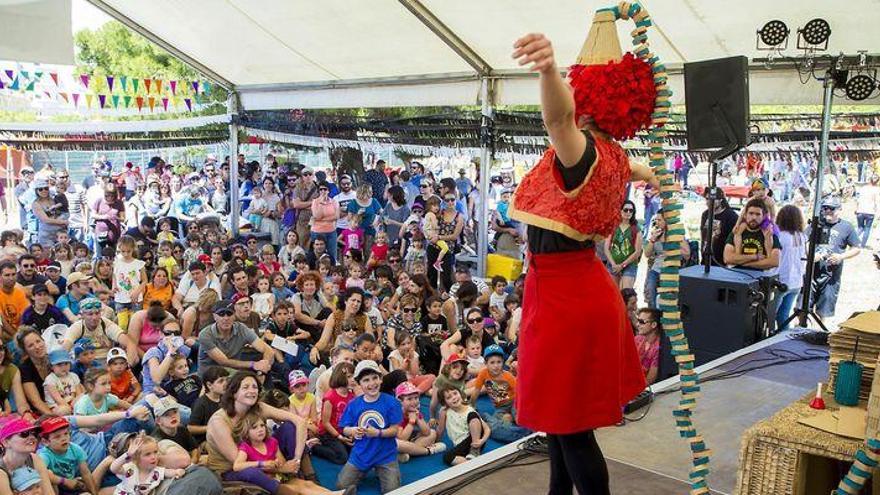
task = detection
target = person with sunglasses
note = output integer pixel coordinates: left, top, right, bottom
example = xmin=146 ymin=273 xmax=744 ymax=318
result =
xmin=440 ymin=307 xmax=495 ymax=362
xmin=603 ymin=199 xmax=643 ymax=290
xmin=290 ymin=167 xmax=319 ymax=249
xmin=633 ymin=308 xmax=662 ymax=385
xmin=31 ymin=177 xmax=69 ymax=249
xmin=808 ymin=195 xmax=861 ymax=322
xmin=311 ymin=182 xmax=340 ymax=262
xmin=196 ymin=300 xmax=274 ymax=378
xmin=0 ymin=416 xmax=55 ymax=495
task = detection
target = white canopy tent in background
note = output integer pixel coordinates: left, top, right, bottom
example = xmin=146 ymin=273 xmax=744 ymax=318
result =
xmin=3 ymin=0 xmax=879 ymax=274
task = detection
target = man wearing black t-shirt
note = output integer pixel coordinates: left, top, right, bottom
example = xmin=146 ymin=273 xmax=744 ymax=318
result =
xmin=124 ymin=216 xmax=157 ymax=249
xmin=723 ymin=198 xmax=781 ymax=271
xmin=700 ymin=191 xmax=739 ymax=266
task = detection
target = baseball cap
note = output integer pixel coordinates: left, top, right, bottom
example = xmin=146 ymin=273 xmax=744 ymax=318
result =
xmin=213 ymin=300 xmax=234 ymax=315
xmin=39 ymin=416 xmax=70 ymax=436
xmin=483 ymin=344 xmax=506 ymax=360
xmin=32 ymin=283 xmax=49 ymax=296
xmin=444 ymin=353 xmax=468 ymax=367
xmin=0 ymin=416 xmax=38 ymax=441
xmin=11 ymin=467 xmax=41 ymax=492
xmin=73 ymin=338 xmax=95 ymax=357
xmin=354 ymin=360 xmax=382 ymax=381
xmin=821 ymin=195 xmax=842 ymax=209
xmin=483 ymin=317 xmax=496 ymax=328
xmin=45 ymin=261 xmax=62 ymax=272
xmin=48 ymin=348 xmax=72 ymax=366
xmin=395 ymin=381 xmax=419 ymax=399
xmin=232 ymin=292 xmax=252 ymax=305
xmin=288 ymin=370 xmax=309 ymax=389
xmin=106 ymin=347 xmax=127 ymax=365
xmin=67 ymin=272 xmax=93 ymax=286
xmin=153 ymin=396 xmax=180 ymax=417
xmin=20 ymin=165 xmax=34 ymax=175
xmin=33 ymin=178 xmax=50 ymax=189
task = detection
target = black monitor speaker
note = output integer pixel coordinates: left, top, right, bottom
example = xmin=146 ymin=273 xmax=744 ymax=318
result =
xmin=684 ymin=56 xmax=751 ymax=150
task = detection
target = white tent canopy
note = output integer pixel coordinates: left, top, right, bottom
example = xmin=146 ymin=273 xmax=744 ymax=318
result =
xmin=87 ymin=0 xmax=880 ymax=109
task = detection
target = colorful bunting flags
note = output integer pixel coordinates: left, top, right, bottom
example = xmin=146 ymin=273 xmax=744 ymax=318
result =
xmin=85 ymin=94 xmax=93 ymax=108
xmin=49 ymin=73 xmax=59 ymax=86
xmin=98 ymin=94 xmax=107 ymax=108
xmin=155 ymin=79 xmax=163 ymax=94
xmin=121 ymin=75 xmax=128 ymax=92
xmin=72 ymin=93 xmax=80 ymax=107
xmin=144 ymin=78 xmax=152 ymax=93
xmin=80 ymin=74 xmax=90 ymax=88
xmin=4 ymin=70 xmax=12 ymax=80
xmin=191 ymin=81 xmax=199 ymax=93
xmin=112 ymin=95 xmax=120 ymax=108
xmin=162 ymin=97 xmax=169 ymax=111
xmin=170 ymin=80 xmax=177 ymax=95
xmin=184 ymin=98 xmax=192 ymax=111
xmin=136 ymin=96 xmax=144 ymax=111
xmin=106 ymin=76 xmax=114 ymax=92
xmin=124 ymin=95 xmax=132 ymax=108
xmin=148 ymin=96 xmax=156 ymax=112
xmin=9 ymin=77 xmax=19 ymax=91
xmin=25 ymin=80 xmax=35 ymax=92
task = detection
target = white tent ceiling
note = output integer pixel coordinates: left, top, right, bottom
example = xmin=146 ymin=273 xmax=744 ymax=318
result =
xmin=0 ymin=0 xmax=74 ymax=65
xmin=87 ymin=0 xmax=880 ymax=109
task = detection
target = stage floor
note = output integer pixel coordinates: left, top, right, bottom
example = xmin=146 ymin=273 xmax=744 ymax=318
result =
xmin=411 ymin=334 xmax=829 ymax=495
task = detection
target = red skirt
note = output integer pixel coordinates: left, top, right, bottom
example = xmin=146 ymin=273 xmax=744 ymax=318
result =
xmin=515 ymin=248 xmax=645 ymax=434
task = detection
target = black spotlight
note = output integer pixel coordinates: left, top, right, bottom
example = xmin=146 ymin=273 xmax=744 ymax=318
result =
xmin=845 ymin=73 xmax=877 ymax=101
xmin=757 ymin=20 xmax=789 ymax=48
xmin=798 ymin=18 xmax=831 ymax=49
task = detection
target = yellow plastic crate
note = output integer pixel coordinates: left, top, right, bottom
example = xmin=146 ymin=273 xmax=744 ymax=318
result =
xmin=486 ymin=253 xmax=524 ymax=281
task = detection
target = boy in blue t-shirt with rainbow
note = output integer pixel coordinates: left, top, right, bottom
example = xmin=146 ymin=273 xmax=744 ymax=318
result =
xmin=336 ymin=360 xmax=403 ymax=494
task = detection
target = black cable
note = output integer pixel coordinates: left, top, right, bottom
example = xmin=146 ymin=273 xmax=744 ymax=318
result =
xmin=433 ymin=436 xmax=549 ymax=495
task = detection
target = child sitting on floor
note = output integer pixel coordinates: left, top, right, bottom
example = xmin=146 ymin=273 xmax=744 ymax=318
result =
xmin=436 ymin=386 xmax=491 ymax=466
xmin=394 ymin=381 xmax=445 ymax=463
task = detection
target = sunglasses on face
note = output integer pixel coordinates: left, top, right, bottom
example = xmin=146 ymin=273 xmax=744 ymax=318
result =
xmin=303 ymin=172 xmax=313 ymax=176
xmin=420 ymin=185 xmax=430 ymax=189
xmin=319 ymin=188 xmax=329 ymax=192
xmin=163 ymin=329 xmax=182 ymax=336
xmin=58 ymin=175 xmax=69 ymax=179
xmin=389 ymin=259 xmax=400 ymax=264
xmin=215 ymin=310 xmax=234 ymax=317
xmin=17 ymin=430 xmax=38 ymax=439
xmin=402 ymin=307 xmax=418 ymax=313
xmin=467 ymin=317 xmax=483 ymax=324
xmin=444 ymin=197 xmax=456 ymax=202
xmin=248 ymin=240 xmax=257 ymax=244
xmin=622 ymin=208 xmax=635 ymax=213
xmin=637 ymin=318 xmax=653 ymax=325
xmin=21 ymin=264 xmax=35 ymax=269
xmin=36 ymin=187 xmax=49 ymax=192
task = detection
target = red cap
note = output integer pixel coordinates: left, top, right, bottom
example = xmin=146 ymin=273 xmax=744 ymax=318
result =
xmin=232 ymin=292 xmax=252 ymax=305
xmin=444 ymin=353 xmax=468 ymax=366
xmin=197 ymin=254 xmax=213 ymax=266
xmin=39 ymin=416 xmax=70 ymax=436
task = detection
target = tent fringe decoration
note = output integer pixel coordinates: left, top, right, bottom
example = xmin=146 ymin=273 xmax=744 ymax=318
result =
xmin=604 ymin=3 xmax=712 ymax=494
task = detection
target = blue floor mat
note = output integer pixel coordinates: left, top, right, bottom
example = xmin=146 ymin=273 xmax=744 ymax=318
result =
xmin=311 ymin=396 xmax=508 ymax=494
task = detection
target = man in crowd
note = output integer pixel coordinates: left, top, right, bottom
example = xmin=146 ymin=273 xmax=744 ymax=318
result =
xmin=701 ymin=190 xmax=739 ymax=266
xmin=56 ymin=272 xmax=93 ymax=322
xmin=56 ymin=170 xmax=87 ymax=242
xmin=20 ymin=283 xmax=70 ymax=332
xmin=723 ymin=198 xmax=781 ymax=271
xmin=232 ymin=293 xmax=261 ymax=331
xmin=292 ymin=167 xmax=318 ymax=247
xmin=811 ymin=196 xmax=861 ymax=321
xmin=223 ymin=265 xmax=251 ymax=300
xmin=334 ymin=175 xmax=357 ymax=234
xmin=197 ymin=299 xmax=274 ymax=377
xmin=449 ymin=265 xmax=491 ymax=304
xmin=173 ymin=259 xmax=222 ymax=314
xmin=363 ymin=160 xmax=389 ymax=207
xmin=0 ymin=260 xmax=28 ymax=340
xmin=125 ymin=216 xmax=157 ymax=249
xmin=15 ymin=166 xmax=35 ymax=238
xmin=62 ymin=297 xmax=138 ymax=364
xmin=17 ymin=254 xmax=58 ymax=297
xmin=455 ymin=168 xmax=474 ymax=199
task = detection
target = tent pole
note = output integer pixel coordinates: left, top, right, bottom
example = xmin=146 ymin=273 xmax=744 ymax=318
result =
xmin=228 ymin=92 xmax=241 ymax=238
xmin=477 ymin=77 xmax=494 ymax=278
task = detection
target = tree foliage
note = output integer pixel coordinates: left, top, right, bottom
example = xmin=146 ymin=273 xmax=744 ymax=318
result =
xmin=74 ymin=21 xmax=226 ymax=106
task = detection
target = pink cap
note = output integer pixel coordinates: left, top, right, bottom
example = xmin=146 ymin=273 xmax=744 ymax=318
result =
xmin=395 ymin=381 xmax=420 ymax=399
xmin=0 ymin=416 xmax=37 ymax=441
xmin=288 ymin=370 xmax=309 ymax=388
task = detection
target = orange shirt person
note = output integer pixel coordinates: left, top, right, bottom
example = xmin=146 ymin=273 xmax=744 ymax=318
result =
xmin=0 ymin=260 xmax=29 ymax=340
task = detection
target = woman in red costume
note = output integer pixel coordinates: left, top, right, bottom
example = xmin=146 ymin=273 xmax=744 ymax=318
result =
xmin=510 ymin=29 xmax=657 ymax=494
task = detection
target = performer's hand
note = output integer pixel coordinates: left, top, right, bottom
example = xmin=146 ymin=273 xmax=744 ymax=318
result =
xmin=512 ymin=34 xmax=557 ymax=74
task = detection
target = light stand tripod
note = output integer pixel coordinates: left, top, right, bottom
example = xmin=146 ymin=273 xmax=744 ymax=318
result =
xmin=781 ymin=68 xmax=838 ymax=332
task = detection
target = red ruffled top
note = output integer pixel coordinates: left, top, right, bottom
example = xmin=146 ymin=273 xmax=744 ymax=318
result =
xmin=510 ymin=134 xmax=630 ymax=241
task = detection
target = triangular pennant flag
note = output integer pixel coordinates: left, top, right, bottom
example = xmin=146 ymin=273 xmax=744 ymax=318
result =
xmin=80 ymin=74 xmax=90 ymax=88
xmin=34 ymin=71 xmax=43 ymax=80
xmin=85 ymin=94 xmax=93 ymax=108
xmin=50 ymin=73 xmax=59 ymax=86
xmin=124 ymin=95 xmax=132 ymax=108
xmin=98 ymin=94 xmax=107 ymax=108
xmin=121 ymin=75 xmax=128 ymax=92
xmin=106 ymin=76 xmax=114 ymax=92
xmin=136 ymin=96 xmax=144 ymax=111
xmin=25 ymin=80 xmax=35 ymax=91
xmin=155 ymin=79 xmax=163 ymax=94
xmin=203 ymin=81 xmax=212 ymax=95
xmin=161 ymin=97 xmax=169 ymax=111
xmin=148 ymin=96 xmax=155 ymax=112
xmin=132 ymin=78 xmax=140 ymax=94
xmin=9 ymin=77 xmax=19 ymax=91
xmin=170 ymin=80 xmax=177 ymax=95
xmin=184 ymin=98 xmax=192 ymax=111
xmin=72 ymin=93 xmax=80 ymax=107
xmin=0 ymin=81 xmax=4 ymax=90
xmin=144 ymin=79 xmax=152 ymax=93
xmin=59 ymin=92 xmax=69 ymax=103
xmin=4 ymin=70 xmax=13 ymax=80
xmin=20 ymin=70 xmax=29 ymax=80
xmin=191 ymin=81 xmax=199 ymax=93
xmin=112 ymin=95 xmax=120 ymax=108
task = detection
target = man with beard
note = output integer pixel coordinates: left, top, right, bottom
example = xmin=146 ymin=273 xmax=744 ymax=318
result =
xmin=0 ymin=260 xmax=29 ymax=340
xmin=17 ymin=254 xmax=58 ymax=297
xmin=723 ymin=198 xmax=781 ymax=271
xmin=334 ymin=175 xmax=357 ymax=234
xmin=809 ymin=195 xmax=860 ymax=320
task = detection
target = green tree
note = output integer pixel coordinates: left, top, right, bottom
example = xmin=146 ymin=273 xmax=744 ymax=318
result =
xmin=74 ymin=21 xmax=226 ymax=108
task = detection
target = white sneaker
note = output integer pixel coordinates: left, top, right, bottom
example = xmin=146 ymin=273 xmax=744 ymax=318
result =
xmin=397 ymin=453 xmax=410 ymax=463
xmin=427 ymin=443 xmax=447 ymax=455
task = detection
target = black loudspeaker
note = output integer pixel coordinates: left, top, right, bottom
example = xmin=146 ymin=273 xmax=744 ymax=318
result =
xmin=684 ymin=56 xmax=750 ymax=150
xmin=658 ymin=265 xmax=778 ymax=380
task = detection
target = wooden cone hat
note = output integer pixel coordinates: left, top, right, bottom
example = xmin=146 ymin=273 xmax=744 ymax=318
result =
xmin=575 ymin=10 xmax=623 ymax=66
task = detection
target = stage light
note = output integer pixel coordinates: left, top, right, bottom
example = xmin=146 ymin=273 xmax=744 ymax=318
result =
xmin=845 ymin=73 xmax=876 ymax=101
xmin=757 ymin=20 xmax=789 ymax=47
xmin=798 ymin=18 xmax=831 ymax=49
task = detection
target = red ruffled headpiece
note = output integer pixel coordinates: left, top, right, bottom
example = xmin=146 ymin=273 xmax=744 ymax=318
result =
xmin=568 ymin=54 xmax=656 ymax=141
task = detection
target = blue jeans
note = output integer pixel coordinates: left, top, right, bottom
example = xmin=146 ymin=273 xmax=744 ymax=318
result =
xmin=337 ymin=460 xmax=400 ymax=494
xmin=311 ymin=230 xmax=338 ymax=262
xmin=643 ymin=200 xmax=659 ymax=238
xmin=484 ymin=405 xmax=532 ymax=444
xmin=644 ymin=269 xmax=660 ymax=309
xmin=857 ymin=213 xmax=874 ymax=247
xmin=776 ymin=287 xmax=801 ymax=331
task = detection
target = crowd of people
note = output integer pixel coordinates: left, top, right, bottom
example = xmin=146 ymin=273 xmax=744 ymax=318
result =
xmin=0 ymin=154 xmax=533 ymax=495
xmin=0 ymin=145 xmax=877 ymax=494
